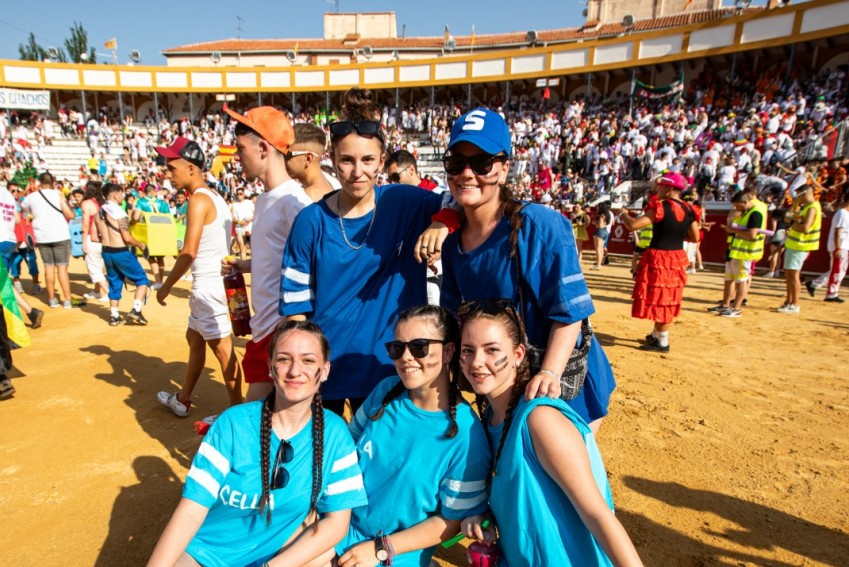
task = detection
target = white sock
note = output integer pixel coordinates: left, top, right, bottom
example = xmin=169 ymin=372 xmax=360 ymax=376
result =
xmin=133 ymin=300 xmax=142 ymax=311
xmin=656 ymin=331 xmax=669 ymax=347
xmin=110 ymin=307 xmax=119 ymax=317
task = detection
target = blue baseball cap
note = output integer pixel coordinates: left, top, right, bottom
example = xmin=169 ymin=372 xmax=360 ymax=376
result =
xmin=448 ymin=108 xmax=512 ymax=157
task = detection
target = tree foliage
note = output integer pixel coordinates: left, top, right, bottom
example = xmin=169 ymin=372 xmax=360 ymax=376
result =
xmin=17 ymin=22 xmax=93 ymax=63
xmin=64 ymin=21 xmax=95 ymax=64
xmin=17 ymin=32 xmax=46 ymax=62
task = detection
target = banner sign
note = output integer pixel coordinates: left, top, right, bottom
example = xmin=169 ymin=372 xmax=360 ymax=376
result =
xmin=631 ymin=74 xmax=684 ymax=100
xmin=0 ymin=88 xmax=50 ymax=110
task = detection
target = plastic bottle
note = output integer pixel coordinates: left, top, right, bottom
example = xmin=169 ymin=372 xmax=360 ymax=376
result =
xmin=467 ymin=541 xmax=500 ymax=567
xmin=223 ymin=256 xmax=251 ymax=336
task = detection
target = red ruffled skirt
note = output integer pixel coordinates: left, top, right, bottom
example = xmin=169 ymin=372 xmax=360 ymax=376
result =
xmin=631 ymin=248 xmax=688 ymax=323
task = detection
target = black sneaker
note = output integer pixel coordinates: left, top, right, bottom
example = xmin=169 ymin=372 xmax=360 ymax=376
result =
xmin=127 ymin=309 xmax=148 ymax=325
xmin=640 ymin=340 xmax=669 ymax=353
xmin=109 ymin=315 xmax=123 ymax=326
xmin=806 ymin=281 xmax=816 ymax=298
xmin=28 ymin=308 xmax=44 ymax=329
xmin=741 ymin=299 xmax=748 ymax=307
xmin=707 ymin=305 xmax=729 ymax=313
xmin=824 ymin=296 xmax=845 ymax=303
xmin=0 ymin=376 xmax=15 ymax=400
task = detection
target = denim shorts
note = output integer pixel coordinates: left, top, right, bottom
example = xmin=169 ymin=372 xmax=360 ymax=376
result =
xmin=37 ymin=240 xmax=72 ymax=266
xmin=784 ymin=248 xmax=810 ymax=271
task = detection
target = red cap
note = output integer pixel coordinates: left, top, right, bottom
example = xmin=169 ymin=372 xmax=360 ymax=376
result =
xmin=657 ymin=172 xmax=687 ymax=191
xmin=155 ymin=136 xmax=205 ymax=168
xmin=223 ymin=104 xmax=294 ymax=154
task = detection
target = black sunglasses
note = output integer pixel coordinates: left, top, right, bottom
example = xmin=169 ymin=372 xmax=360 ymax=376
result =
xmin=328 ymin=121 xmax=383 ymax=140
xmin=271 ymin=439 xmax=294 ymax=490
xmin=384 ymin=338 xmax=448 ymax=360
xmin=443 ymin=152 xmax=507 ymax=176
xmin=387 ymin=172 xmax=401 ymax=184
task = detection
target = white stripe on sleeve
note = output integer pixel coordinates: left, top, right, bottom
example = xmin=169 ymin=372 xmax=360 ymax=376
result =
xmin=198 ymin=441 xmax=230 ymax=476
xmin=325 ymin=473 xmax=364 ymax=496
xmin=187 ymin=467 xmax=222 ymax=499
xmin=283 ymin=267 xmax=311 ymax=286
xmin=331 ymin=450 xmax=358 ymax=473
xmin=283 ymin=289 xmax=315 ymax=304
xmin=443 ymin=492 xmax=488 ymax=511
xmin=443 ymin=478 xmax=487 ymax=493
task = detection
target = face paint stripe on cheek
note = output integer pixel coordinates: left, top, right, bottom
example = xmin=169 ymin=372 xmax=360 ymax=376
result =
xmin=494 ymin=356 xmax=509 ymax=372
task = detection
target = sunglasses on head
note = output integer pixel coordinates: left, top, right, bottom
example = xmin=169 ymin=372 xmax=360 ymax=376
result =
xmin=442 ymin=152 xmax=507 ymax=176
xmin=456 ymin=298 xmax=523 ymax=334
xmin=384 ymin=338 xmax=448 ymax=360
xmin=271 ymin=439 xmax=294 ymax=490
xmin=328 ymin=121 xmax=383 ymax=140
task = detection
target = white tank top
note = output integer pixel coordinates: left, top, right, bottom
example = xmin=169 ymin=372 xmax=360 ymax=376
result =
xmin=191 ymin=187 xmax=231 ymax=288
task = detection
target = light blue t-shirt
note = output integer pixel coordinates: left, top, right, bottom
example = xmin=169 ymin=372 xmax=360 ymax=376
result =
xmin=338 ymin=376 xmax=491 ymax=566
xmin=135 ymin=195 xmax=170 ymax=214
xmin=440 ymin=203 xmax=616 ymax=423
xmin=183 ymin=401 xmax=368 ymax=567
xmin=486 ymin=397 xmax=614 ymax=567
xmin=280 ymin=185 xmax=444 ymax=400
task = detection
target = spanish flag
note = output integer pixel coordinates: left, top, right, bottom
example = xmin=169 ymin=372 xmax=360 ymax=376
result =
xmin=0 ymin=258 xmax=29 ymax=348
xmin=104 ymin=37 xmax=117 ymax=50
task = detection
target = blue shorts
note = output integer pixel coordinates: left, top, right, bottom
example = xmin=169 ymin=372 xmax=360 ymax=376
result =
xmin=102 ymin=247 xmax=149 ymax=300
xmin=595 ymin=227 xmax=609 ymax=240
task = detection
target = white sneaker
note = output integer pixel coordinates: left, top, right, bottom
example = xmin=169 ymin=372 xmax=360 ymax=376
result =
xmin=776 ymin=304 xmax=800 ymax=314
xmin=686 ymin=268 xmax=697 ymax=274
xmin=97 ymin=295 xmax=109 ymax=303
xmin=49 ymin=298 xmax=60 ymax=308
xmin=157 ymin=391 xmax=191 ymax=417
xmin=151 ymin=282 xmax=162 ymax=291
xmin=83 ymin=292 xmax=97 ymax=299
xmin=202 ymin=414 xmax=218 ymax=426
xmin=764 ymin=271 xmax=774 ymax=278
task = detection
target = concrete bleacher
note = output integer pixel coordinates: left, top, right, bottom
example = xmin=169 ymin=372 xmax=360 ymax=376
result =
xmin=36 ymin=136 xmax=127 ymax=183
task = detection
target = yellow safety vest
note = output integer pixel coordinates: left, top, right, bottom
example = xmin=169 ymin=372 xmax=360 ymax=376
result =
xmin=785 ymin=201 xmax=822 ymax=252
xmin=637 ymin=223 xmax=653 ymax=248
xmin=729 ymin=203 xmax=767 ymax=261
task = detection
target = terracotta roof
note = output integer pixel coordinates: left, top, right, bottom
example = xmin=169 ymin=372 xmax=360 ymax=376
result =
xmin=162 ymin=8 xmax=763 ymax=54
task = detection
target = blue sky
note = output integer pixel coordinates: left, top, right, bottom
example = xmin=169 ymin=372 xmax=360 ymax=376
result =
xmin=0 ymin=0 xmax=591 ymax=65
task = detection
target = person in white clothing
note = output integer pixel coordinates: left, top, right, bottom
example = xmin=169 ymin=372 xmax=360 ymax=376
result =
xmin=21 ymin=172 xmax=75 ymax=308
xmin=807 ymin=192 xmax=849 ymax=302
xmin=229 ymin=189 xmax=255 ymax=260
xmin=221 ymin=108 xmax=333 ymax=403
xmin=155 ymin=137 xmax=243 ymax=419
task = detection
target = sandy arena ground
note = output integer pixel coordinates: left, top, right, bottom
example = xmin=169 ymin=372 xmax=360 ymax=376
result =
xmin=0 ymin=256 xmax=846 ymax=567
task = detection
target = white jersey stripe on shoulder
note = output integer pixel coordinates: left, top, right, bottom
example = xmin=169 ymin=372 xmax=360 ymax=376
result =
xmin=568 ymin=293 xmax=593 ymax=307
xmin=187 ymin=467 xmax=221 ymax=499
xmin=283 ymin=267 xmax=311 ymax=286
xmin=283 ymin=289 xmax=315 ymax=304
xmin=331 ymin=450 xmax=358 ymax=473
xmin=325 ymin=473 xmax=364 ymax=496
xmin=443 ymin=478 xmax=487 ymax=493
xmin=198 ymin=441 xmax=230 ymax=476
xmin=443 ymin=492 xmax=487 ymax=511
xmin=560 ymin=273 xmax=585 ymax=285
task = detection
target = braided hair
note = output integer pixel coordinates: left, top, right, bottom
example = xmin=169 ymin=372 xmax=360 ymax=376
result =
xmin=258 ymin=320 xmax=330 ymax=528
xmin=457 ymin=301 xmax=533 ymax=479
xmin=498 ymin=185 xmax=525 ymax=258
xmin=369 ymin=305 xmax=463 ymax=438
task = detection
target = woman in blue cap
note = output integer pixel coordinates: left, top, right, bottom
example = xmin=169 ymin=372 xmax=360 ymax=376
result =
xmin=432 ymin=107 xmax=616 ymax=433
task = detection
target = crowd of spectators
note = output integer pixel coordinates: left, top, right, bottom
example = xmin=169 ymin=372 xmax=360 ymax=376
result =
xmin=1 ymin=60 xmax=847 ymax=224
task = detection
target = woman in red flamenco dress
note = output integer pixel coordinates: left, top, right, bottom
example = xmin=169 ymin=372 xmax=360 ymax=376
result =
xmin=618 ymin=172 xmax=700 ymax=352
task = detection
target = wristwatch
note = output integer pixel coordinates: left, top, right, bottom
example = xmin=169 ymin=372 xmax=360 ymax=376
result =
xmin=374 ymin=531 xmax=389 ymax=562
